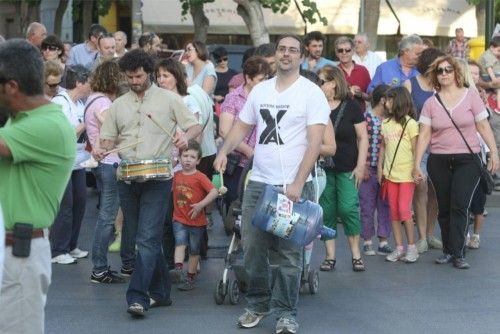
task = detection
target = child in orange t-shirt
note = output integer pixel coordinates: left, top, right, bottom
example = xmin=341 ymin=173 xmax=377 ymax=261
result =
xmin=171 ymin=140 xmax=218 ymax=291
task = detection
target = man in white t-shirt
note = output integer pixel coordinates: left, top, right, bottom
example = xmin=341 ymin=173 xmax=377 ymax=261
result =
xmin=214 ymin=34 xmax=330 ymax=334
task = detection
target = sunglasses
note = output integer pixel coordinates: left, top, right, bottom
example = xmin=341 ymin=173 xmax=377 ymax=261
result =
xmin=216 ymin=57 xmax=229 ymax=63
xmin=436 ymin=65 xmax=454 ymax=75
xmin=336 ymin=48 xmax=352 ymax=54
xmin=42 ymin=45 xmax=59 ymax=51
xmin=319 ymin=79 xmax=325 ymax=86
xmin=46 ymin=81 xmax=61 ymax=88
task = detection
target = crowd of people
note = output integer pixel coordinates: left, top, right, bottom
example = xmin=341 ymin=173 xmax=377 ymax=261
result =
xmin=1 ymin=21 xmax=500 ymax=334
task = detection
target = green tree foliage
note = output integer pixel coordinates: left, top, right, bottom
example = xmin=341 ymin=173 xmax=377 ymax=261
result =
xmin=179 ymin=0 xmax=327 ymax=26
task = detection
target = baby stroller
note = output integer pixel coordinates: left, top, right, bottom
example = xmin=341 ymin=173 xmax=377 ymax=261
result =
xmin=214 ymin=160 xmax=320 ymax=305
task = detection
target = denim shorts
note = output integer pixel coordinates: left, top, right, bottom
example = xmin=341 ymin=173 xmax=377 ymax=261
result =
xmin=172 ymin=221 xmax=205 ymax=255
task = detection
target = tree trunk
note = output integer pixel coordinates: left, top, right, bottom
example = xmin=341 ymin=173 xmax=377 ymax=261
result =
xmin=82 ymin=0 xmax=94 ymax=41
xmin=234 ymin=0 xmax=269 ymax=46
xmin=476 ymin=0 xmax=486 ymax=36
xmin=359 ymin=0 xmax=380 ymax=49
xmin=54 ymin=0 xmax=69 ymax=37
xmin=190 ymin=3 xmax=209 ymax=43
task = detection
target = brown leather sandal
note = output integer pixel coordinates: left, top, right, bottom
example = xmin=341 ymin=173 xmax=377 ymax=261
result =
xmin=320 ymin=259 xmax=336 ymax=271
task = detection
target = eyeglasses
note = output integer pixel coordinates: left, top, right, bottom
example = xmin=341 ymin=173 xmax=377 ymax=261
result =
xmin=436 ymin=65 xmax=454 ymax=75
xmin=45 ymin=81 xmax=61 ymax=88
xmin=319 ymin=79 xmax=325 ymax=86
xmin=336 ymin=48 xmax=352 ymax=54
xmin=276 ymin=46 xmax=300 ymax=55
xmin=216 ymin=57 xmax=229 ymax=63
xmin=42 ymin=45 xmax=59 ymax=51
xmin=185 ymin=47 xmax=195 ymax=53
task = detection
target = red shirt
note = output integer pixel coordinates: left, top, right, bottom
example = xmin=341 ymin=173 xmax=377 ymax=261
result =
xmin=339 ymin=62 xmax=371 ymax=111
xmin=339 ymin=62 xmax=371 ymax=93
xmin=172 ymin=170 xmax=215 ymax=227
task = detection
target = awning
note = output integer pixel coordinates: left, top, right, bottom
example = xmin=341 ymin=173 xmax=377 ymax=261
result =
xmin=142 ymin=0 xmax=477 ymax=37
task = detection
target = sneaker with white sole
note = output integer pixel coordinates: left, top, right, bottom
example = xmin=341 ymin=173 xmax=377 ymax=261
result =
xmin=402 ymin=247 xmax=419 ymax=263
xmin=91 ymin=269 xmax=126 ymax=284
xmin=362 ymin=243 xmax=376 ymax=256
xmin=51 ymin=253 xmax=77 ymax=264
xmin=237 ymin=309 xmax=268 ymax=328
xmin=467 ymin=234 xmax=480 ymax=249
xmin=426 ymin=235 xmax=443 ymax=249
xmin=276 ymin=317 xmax=299 ymax=334
xmin=69 ymin=248 xmax=88 ymax=259
xmin=127 ymin=303 xmax=145 ymax=317
xmin=377 ymin=244 xmax=393 ymax=255
xmin=385 ymin=249 xmax=405 ymax=262
xmin=416 ymin=239 xmax=428 ymax=254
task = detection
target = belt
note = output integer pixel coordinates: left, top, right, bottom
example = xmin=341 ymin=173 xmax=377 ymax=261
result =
xmin=5 ymin=228 xmax=47 ymax=246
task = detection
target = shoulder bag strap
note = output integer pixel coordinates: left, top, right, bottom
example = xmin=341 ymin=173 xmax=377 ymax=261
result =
xmin=84 ymin=95 xmax=107 ymax=121
xmin=387 ymin=117 xmax=410 ymax=177
xmin=434 ymin=93 xmax=484 ymax=168
xmin=333 ymin=101 xmax=347 ymax=131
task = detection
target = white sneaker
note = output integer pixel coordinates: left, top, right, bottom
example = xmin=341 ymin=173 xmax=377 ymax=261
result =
xmin=52 ymin=253 xmax=77 ymax=264
xmin=416 ymin=239 xmax=428 ymax=254
xmin=402 ymin=246 xmax=419 ymax=263
xmin=467 ymin=234 xmax=480 ymax=249
xmin=69 ymin=248 xmax=89 ymax=259
xmin=385 ymin=249 xmax=405 ymax=262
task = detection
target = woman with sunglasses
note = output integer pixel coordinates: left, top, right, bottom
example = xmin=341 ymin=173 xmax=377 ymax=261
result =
xmin=185 ymin=41 xmax=217 ymax=96
xmin=403 ymin=48 xmax=445 ymax=255
xmin=43 ymin=59 xmax=63 ymax=99
xmin=212 ymin=47 xmax=238 ymax=105
xmin=317 ymin=65 xmax=368 ymax=272
xmin=414 ymin=55 xmax=499 ymax=269
xmin=41 ymin=35 xmax=65 ymax=69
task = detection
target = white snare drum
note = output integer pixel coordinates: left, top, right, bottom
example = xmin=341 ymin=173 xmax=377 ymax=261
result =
xmin=117 ymin=159 xmax=173 ymax=181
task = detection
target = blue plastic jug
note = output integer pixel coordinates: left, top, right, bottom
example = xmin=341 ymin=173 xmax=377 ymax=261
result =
xmin=252 ymin=184 xmax=335 ymax=246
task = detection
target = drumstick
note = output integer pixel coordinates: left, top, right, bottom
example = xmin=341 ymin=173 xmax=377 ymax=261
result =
xmin=146 ymin=114 xmax=176 ymax=141
xmin=104 ymin=140 xmax=143 ymax=155
xmin=219 ymin=170 xmax=227 ymax=195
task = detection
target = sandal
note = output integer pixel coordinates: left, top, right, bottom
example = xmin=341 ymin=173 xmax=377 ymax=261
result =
xmin=320 ymin=259 xmax=336 ymax=271
xmin=352 ymin=258 xmax=365 ymax=272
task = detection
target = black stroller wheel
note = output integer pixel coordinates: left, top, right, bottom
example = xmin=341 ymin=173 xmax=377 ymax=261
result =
xmin=214 ymin=279 xmax=226 ymax=305
xmin=229 ymin=279 xmax=240 ymax=305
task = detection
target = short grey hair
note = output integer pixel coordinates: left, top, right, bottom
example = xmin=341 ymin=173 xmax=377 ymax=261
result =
xmin=26 ymin=22 xmax=44 ymax=38
xmin=355 ymin=32 xmax=368 ymax=42
xmin=398 ymin=34 xmax=423 ymax=55
xmin=334 ymin=36 xmax=354 ymax=49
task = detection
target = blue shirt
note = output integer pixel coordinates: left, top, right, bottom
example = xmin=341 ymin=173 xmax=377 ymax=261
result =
xmin=68 ymin=42 xmax=98 ymax=69
xmin=367 ymin=57 xmax=419 ymax=93
xmin=301 ymin=57 xmax=337 ymax=72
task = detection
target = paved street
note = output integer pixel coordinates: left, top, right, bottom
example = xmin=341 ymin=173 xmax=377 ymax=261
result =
xmin=46 ymin=189 xmax=500 ymax=334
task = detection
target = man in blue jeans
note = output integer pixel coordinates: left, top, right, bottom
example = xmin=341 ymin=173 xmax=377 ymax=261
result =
xmin=95 ymin=49 xmax=201 ymax=317
xmin=214 ymin=34 xmax=330 ymax=334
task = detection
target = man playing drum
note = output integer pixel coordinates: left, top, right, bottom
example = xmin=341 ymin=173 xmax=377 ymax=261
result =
xmin=94 ymin=49 xmax=201 ymax=317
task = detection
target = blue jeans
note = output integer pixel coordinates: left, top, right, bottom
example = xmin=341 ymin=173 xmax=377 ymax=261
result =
xmin=118 ymin=180 xmax=172 ymax=308
xmin=50 ymin=169 xmax=87 ymax=256
xmin=172 ymin=222 xmax=204 ymax=255
xmin=91 ymin=163 xmax=120 ymax=273
xmin=241 ymin=180 xmax=314 ymax=319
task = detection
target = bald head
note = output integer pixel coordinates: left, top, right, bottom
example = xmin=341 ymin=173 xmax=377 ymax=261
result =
xmin=26 ymin=22 xmax=47 ymax=48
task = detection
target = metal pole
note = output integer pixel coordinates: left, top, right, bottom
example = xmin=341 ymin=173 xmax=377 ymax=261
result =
xmin=359 ymin=0 xmax=365 ymax=33
xmin=485 ymin=0 xmax=494 ymax=48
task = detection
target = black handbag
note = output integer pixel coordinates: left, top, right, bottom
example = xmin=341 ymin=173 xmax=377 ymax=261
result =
xmin=435 ymin=94 xmax=495 ymax=195
xmin=225 ymin=152 xmax=242 ymax=176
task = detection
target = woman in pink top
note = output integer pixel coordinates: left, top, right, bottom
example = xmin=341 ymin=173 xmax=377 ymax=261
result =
xmin=86 ymin=60 xmax=128 ymax=283
xmin=414 ymin=55 xmax=499 ymax=269
xmin=219 ymin=56 xmax=271 ymax=212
